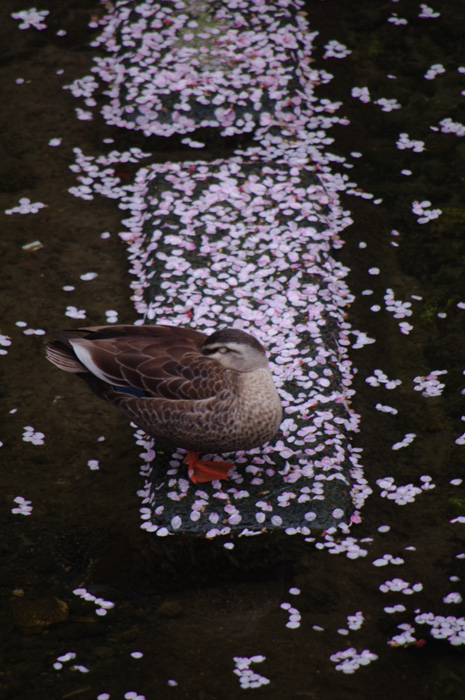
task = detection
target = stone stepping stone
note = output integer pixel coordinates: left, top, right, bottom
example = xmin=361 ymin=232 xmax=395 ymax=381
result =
xmin=118 ymin=157 xmax=362 ymax=536
xmin=84 ymin=0 xmax=316 ymax=137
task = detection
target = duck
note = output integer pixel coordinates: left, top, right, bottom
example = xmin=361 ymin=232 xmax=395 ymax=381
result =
xmin=46 ymin=324 xmax=282 ymax=483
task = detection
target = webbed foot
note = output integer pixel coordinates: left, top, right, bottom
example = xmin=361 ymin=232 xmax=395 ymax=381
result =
xmin=184 ymin=452 xmax=233 ymax=483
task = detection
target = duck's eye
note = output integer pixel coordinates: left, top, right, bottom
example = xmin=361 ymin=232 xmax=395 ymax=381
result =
xmin=202 ymin=345 xmax=229 ymax=356
xmin=203 ymin=344 xmax=237 ymax=356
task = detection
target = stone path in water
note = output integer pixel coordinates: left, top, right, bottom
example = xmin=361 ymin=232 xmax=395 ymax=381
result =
xmin=65 ymin=0 xmax=367 ymax=535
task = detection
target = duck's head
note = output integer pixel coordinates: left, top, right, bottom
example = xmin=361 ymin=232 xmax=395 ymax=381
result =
xmin=200 ymin=328 xmax=268 ymax=372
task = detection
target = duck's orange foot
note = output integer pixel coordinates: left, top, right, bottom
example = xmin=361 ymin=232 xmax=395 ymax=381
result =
xmin=184 ymin=451 xmax=233 ymax=483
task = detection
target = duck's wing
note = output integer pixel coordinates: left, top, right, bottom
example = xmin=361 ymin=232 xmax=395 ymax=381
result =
xmin=46 ymin=325 xmax=226 ymax=401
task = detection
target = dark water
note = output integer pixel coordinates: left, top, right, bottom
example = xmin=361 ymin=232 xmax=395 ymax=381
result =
xmin=1 ymin=0 xmax=465 ymax=698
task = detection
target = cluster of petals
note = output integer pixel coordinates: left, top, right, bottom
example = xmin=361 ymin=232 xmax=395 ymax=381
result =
xmin=0 ymin=334 xmax=12 ymax=356
xmin=68 ymin=145 xmax=151 ymax=201
xmin=424 ymin=63 xmax=445 ymax=80
xmin=16 ymin=320 xmax=45 ymax=336
xmin=375 ymin=403 xmax=398 ymax=415
xmin=329 ymin=647 xmax=378 ymax=673
xmin=379 ymin=577 xmax=423 ymax=594
xmin=365 ymin=369 xmax=402 ymax=389
xmin=4 ymin=197 xmax=47 ymax=215
xmin=443 ymin=592 xmax=463 ymax=604
xmin=372 ymin=553 xmax=404 ymax=567
xmin=384 ymin=288 xmax=413 ymax=319
xmin=11 ymin=496 xmax=33 ymax=516
xmin=23 ymin=327 xmax=46 ymax=336
xmin=347 ymin=611 xmax=364 ymax=630
xmin=63 ymin=75 xmax=98 ymax=99
xmin=387 ymin=14 xmax=408 ymax=26
xmin=351 ymin=330 xmax=376 ymax=349
xmin=22 ymin=425 xmax=45 ymax=445
xmin=351 ymin=86 xmax=371 ymax=103
xmin=384 ymin=603 xmax=407 ymax=614
xmin=53 ymin=652 xmax=77 ymax=671
xmin=413 ymin=370 xmax=447 ymax=397
xmin=105 ymin=309 xmax=119 ymax=323
xmin=73 ymin=587 xmax=115 ymax=616
xmin=75 ymin=108 xmax=93 ymax=121
xmin=10 ymin=8 xmax=49 ymax=30
xmin=316 ymin=535 xmax=369 ymax=559
xmin=281 ymin=601 xmax=302 ymax=629
xmin=323 ymin=40 xmax=351 ymax=60
xmin=415 ymin=612 xmax=465 ymax=645
xmin=396 ymin=133 xmax=425 ymax=152
xmin=411 ymin=199 xmax=442 ymax=224
xmin=233 ymin=656 xmax=270 ymax=689
xmin=53 ymin=652 xmax=89 ymax=674
xmin=437 ymin=117 xmax=465 ymax=137
xmin=388 ymin=623 xmax=418 ymax=647
xmin=376 ymin=476 xmax=435 ymax=505
xmin=418 ymin=4 xmax=440 ymax=18
xmin=374 ymin=97 xmax=402 ymax=112
xmin=65 ymin=306 xmax=87 ymax=319
xmin=391 ymin=433 xmax=416 ymax=451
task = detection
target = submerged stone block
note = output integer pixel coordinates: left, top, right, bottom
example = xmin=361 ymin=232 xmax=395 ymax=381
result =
xmin=84 ymin=0 xmax=317 ymax=137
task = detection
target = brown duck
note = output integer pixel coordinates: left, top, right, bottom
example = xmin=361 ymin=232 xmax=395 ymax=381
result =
xmin=46 ymin=325 xmax=282 ymax=483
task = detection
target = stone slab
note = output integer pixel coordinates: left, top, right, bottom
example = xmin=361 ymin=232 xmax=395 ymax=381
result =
xmin=118 ymin=158 xmax=362 ymax=536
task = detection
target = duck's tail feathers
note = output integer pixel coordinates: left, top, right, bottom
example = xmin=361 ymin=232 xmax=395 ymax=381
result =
xmin=46 ymin=341 xmax=85 ymax=373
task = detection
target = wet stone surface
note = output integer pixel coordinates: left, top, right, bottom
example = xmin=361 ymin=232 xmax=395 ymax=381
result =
xmin=123 ymin=158 xmax=358 ymax=534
